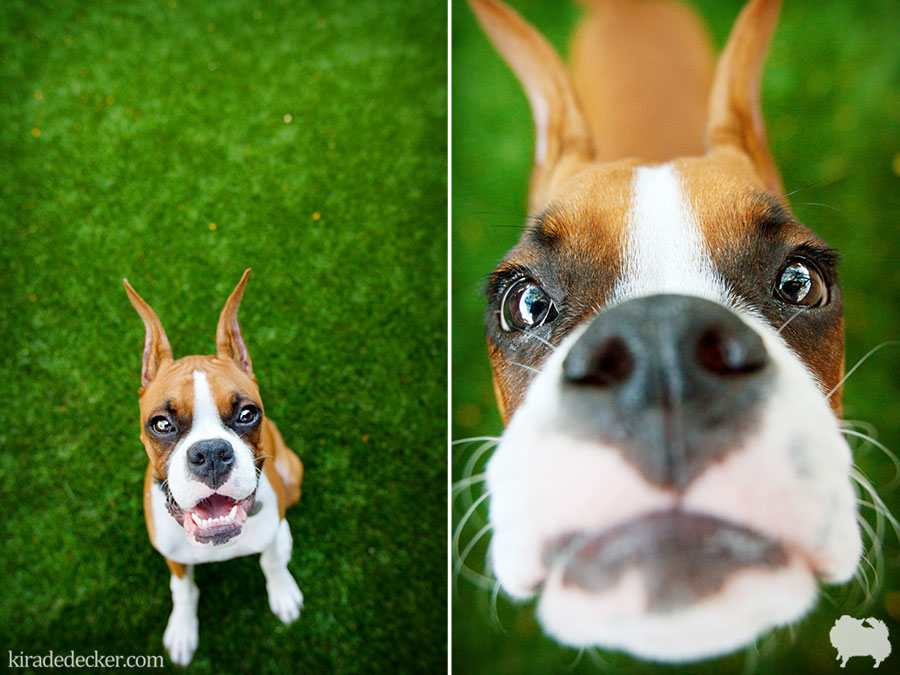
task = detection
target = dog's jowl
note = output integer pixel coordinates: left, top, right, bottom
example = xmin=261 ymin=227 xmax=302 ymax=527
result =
xmin=124 ymin=270 xmax=305 ymax=666
xmin=468 ymin=0 xmax=862 ymax=662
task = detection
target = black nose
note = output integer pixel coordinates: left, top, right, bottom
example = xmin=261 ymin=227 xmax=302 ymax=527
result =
xmin=560 ymin=295 xmax=771 ymax=489
xmin=186 ymin=439 xmax=235 ymax=489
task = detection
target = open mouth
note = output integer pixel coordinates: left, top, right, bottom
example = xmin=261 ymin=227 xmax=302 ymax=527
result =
xmin=168 ymin=491 xmax=256 ymax=546
xmin=544 ymin=510 xmax=788 ymax=611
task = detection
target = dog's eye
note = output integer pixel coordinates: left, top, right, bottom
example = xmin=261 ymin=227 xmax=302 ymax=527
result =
xmin=236 ymin=405 xmax=260 ymax=426
xmin=150 ymin=416 xmax=176 ymax=436
xmin=775 ymin=258 xmax=827 ymax=307
xmin=500 ymin=279 xmax=558 ymax=331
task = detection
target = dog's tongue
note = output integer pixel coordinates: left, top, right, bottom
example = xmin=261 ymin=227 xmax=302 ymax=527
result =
xmin=191 ymin=493 xmax=237 ymax=519
xmin=183 ymin=492 xmax=253 ymax=546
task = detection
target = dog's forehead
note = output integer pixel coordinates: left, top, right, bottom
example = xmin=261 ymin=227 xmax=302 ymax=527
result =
xmin=673 ymin=157 xmax=814 ymax=253
xmin=139 ymin=355 xmax=260 ymax=419
xmin=488 ymin=157 xmax=845 ymax=418
xmin=511 ymin=158 xmax=827 ymax=299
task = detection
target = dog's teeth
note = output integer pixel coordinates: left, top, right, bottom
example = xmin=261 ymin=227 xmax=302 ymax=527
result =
xmin=190 ymin=505 xmax=240 ymax=529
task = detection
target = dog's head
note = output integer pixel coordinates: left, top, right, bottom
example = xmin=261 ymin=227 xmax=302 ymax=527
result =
xmin=470 ymin=0 xmax=861 ymax=661
xmin=124 ymin=270 xmax=265 ymax=547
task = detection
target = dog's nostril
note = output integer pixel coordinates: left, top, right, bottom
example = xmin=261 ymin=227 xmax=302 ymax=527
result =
xmin=696 ymin=327 xmax=767 ymax=376
xmin=565 ymin=336 xmax=634 ymax=387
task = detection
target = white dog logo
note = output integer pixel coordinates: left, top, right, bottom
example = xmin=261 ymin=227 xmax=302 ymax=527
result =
xmin=830 ymin=615 xmax=892 ymax=668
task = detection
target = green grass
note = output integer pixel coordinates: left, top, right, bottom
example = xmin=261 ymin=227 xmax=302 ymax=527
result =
xmin=452 ymin=0 xmax=900 ymax=672
xmin=0 ymin=0 xmax=446 ymax=672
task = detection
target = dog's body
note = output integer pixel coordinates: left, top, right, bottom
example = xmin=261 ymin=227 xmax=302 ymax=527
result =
xmin=124 ymin=270 xmax=304 ymax=666
xmin=467 ymin=0 xmax=862 ymax=662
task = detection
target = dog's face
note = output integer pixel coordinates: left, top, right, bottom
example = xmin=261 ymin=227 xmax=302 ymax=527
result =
xmin=125 ymin=270 xmax=264 ymax=547
xmin=485 ymin=157 xmax=861 ymax=661
xmin=138 ymin=356 xmax=264 ymax=546
xmin=470 ymin=0 xmax=863 ymax=662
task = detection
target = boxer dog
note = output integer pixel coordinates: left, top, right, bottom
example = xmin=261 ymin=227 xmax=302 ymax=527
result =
xmin=465 ymin=0 xmax=864 ymax=662
xmin=124 ymin=270 xmax=304 ymax=665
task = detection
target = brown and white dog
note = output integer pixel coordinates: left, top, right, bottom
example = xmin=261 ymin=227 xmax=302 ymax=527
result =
xmin=123 ymin=270 xmax=304 ymax=666
xmin=467 ymin=0 xmax=862 ymax=662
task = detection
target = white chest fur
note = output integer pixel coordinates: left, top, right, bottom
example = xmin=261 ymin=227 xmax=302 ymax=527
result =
xmin=150 ymin=471 xmax=281 ymax=565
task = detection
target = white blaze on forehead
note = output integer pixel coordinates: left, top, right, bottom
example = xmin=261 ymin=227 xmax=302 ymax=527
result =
xmin=615 ymin=163 xmax=728 ymax=304
xmin=191 ymin=370 xmax=223 ymax=435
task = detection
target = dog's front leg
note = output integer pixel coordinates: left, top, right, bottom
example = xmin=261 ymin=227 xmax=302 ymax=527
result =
xmin=162 ymin=560 xmax=198 ymax=666
xmin=260 ymin=519 xmax=304 ymax=623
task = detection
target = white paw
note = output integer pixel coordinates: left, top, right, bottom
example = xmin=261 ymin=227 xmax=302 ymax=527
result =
xmin=163 ymin=609 xmax=199 ymax=666
xmin=267 ymin=571 xmax=304 ymax=624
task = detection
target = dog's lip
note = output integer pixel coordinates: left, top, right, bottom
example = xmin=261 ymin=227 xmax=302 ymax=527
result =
xmin=163 ymin=485 xmax=256 ymax=542
xmin=181 ymin=492 xmax=256 ymax=545
xmin=542 ymin=510 xmax=788 ymax=596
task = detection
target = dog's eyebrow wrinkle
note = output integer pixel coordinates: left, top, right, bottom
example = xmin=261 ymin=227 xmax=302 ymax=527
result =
xmin=753 ymin=194 xmax=795 ymax=235
xmin=524 ymin=207 xmax=563 ymax=251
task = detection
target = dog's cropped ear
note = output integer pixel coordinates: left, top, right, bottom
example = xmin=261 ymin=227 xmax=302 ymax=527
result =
xmin=216 ymin=269 xmax=254 ymax=376
xmin=706 ymin=0 xmax=784 ymax=196
xmin=468 ymin=0 xmax=594 ymax=210
xmin=123 ymin=279 xmax=174 ymax=391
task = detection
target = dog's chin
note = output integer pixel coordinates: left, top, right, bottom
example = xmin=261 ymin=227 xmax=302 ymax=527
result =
xmin=533 ymin=511 xmax=817 ymax=662
xmin=178 ymin=492 xmax=256 ymax=547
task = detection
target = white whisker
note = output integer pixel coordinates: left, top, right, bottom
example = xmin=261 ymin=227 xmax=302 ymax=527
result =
xmin=776 ymin=306 xmax=808 ymax=334
xmin=850 ymin=467 xmax=900 ymax=549
xmin=455 ymin=522 xmax=493 ymax=581
xmin=840 ymin=428 xmax=900 ymax=488
xmin=827 ymin=341 xmax=900 ymax=399
xmin=790 ymin=201 xmax=841 ymax=212
xmin=452 ymin=435 xmax=501 ymax=446
xmin=457 ymin=440 xmax=498 ymax=511
xmin=453 ymin=491 xmax=491 ymax=564
xmin=452 ymin=472 xmax=488 ymax=495
xmin=840 ymin=419 xmax=879 ymax=437
xmin=515 ymin=329 xmax=557 ymax=352
xmin=509 ymin=360 xmax=541 ymax=374
xmin=489 ymin=578 xmax=504 ymax=630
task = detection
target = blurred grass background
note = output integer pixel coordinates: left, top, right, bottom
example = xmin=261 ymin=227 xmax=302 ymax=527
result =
xmin=452 ymin=0 xmax=900 ymax=673
xmin=0 ymin=0 xmax=446 ymax=672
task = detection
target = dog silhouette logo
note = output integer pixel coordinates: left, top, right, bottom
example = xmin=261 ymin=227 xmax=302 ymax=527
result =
xmin=830 ymin=615 xmax=892 ymax=668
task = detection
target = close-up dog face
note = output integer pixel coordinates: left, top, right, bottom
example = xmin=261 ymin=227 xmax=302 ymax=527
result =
xmin=454 ymin=0 xmax=899 ymax=668
xmin=484 ymin=158 xmax=860 ymax=661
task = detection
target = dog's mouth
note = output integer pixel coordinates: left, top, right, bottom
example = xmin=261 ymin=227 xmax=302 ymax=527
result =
xmin=166 ymin=489 xmax=256 ymax=546
xmin=543 ymin=510 xmax=788 ymax=611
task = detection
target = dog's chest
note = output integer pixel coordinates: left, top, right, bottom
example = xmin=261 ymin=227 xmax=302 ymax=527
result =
xmin=150 ymin=471 xmax=281 ymax=564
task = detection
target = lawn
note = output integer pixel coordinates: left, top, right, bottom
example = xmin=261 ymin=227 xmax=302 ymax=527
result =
xmin=452 ymin=0 xmax=900 ymax=672
xmin=0 ymin=0 xmax=446 ymax=672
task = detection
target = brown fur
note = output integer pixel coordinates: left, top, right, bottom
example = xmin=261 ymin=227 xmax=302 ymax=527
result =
xmin=571 ymin=0 xmax=714 ymax=163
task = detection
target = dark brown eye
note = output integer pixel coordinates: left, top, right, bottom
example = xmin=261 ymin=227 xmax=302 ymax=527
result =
xmin=150 ymin=416 xmax=175 ymax=435
xmin=500 ymin=279 xmax=558 ymax=332
xmin=775 ymin=258 xmax=827 ymax=307
xmin=236 ymin=405 xmax=260 ymax=426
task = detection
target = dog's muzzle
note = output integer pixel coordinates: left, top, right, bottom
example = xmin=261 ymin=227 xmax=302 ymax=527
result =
xmin=486 ymin=293 xmax=861 ymax=661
